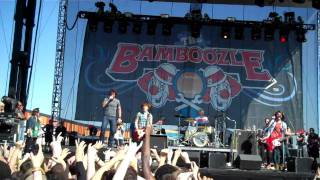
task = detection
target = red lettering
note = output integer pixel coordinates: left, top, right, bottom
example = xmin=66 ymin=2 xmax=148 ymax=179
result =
xmin=176 ymin=47 xmax=189 ymax=62
xmin=154 ymin=45 xmax=174 ymax=61
xmin=217 ymin=49 xmax=229 ymax=65
xmin=138 ymin=45 xmax=154 ymax=61
xmin=109 ymin=43 xmax=139 ymax=73
xmin=242 ymin=50 xmax=271 ymax=81
xmin=189 ymin=47 xmax=202 ymax=63
xmin=203 ymin=49 xmax=217 ymax=65
xmin=229 ymin=50 xmax=242 ymax=66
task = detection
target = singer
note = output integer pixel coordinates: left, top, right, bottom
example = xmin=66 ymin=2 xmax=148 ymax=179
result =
xmin=101 ymin=89 xmax=122 ymax=147
xmin=132 ymin=102 xmax=153 ymax=142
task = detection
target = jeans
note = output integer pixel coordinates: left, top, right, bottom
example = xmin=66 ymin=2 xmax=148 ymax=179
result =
xmin=273 ymin=146 xmax=282 ymax=164
xmin=18 ymin=121 xmax=26 ymax=141
xmin=100 ymin=116 xmax=117 ymax=146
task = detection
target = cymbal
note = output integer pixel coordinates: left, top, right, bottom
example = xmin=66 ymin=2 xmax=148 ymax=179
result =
xmin=174 ymin=114 xmax=186 ymax=118
xmin=184 ymin=118 xmax=195 ymax=123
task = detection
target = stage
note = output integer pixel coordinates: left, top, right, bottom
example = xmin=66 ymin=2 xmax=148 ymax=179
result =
xmin=200 ymin=168 xmax=316 ymax=180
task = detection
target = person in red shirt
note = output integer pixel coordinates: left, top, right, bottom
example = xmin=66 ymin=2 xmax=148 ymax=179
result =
xmin=267 ymin=111 xmax=292 ymax=170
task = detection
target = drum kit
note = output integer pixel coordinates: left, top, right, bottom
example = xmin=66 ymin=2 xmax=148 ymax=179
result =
xmin=174 ymin=114 xmax=224 ymax=148
xmin=152 ymin=113 xmax=236 ymax=148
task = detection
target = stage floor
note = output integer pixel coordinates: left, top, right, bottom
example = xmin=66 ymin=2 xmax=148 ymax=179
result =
xmin=200 ymin=168 xmax=316 ymax=180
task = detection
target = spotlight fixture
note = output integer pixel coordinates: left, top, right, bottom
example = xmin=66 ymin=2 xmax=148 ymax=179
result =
xmin=296 ymin=28 xmax=307 ymax=42
xmin=95 ymin=1 xmax=105 ymax=15
xmin=268 ymin=12 xmax=282 ymax=23
xmin=234 ymin=26 xmax=244 ymax=40
xmin=103 ymin=19 xmax=113 ymax=33
xmin=88 ymin=16 xmax=98 ymax=32
xmin=132 ymin=21 xmax=142 ymax=34
xmin=109 ymin=3 xmax=118 ymax=13
xmin=284 ymin=12 xmax=295 ymax=24
xmin=190 ymin=22 xmax=201 ymax=38
xmin=118 ymin=20 xmax=128 ymax=34
xmin=292 ymin=0 xmax=305 ymax=3
xmin=279 ymin=27 xmax=289 ymax=43
xmin=147 ymin=20 xmax=157 ymax=35
xmin=313 ymin=0 xmax=320 ymax=9
xmin=264 ymin=22 xmax=275 ymax=41
xmin=251 ymin=26 xmax=261 ymax=40
xmin=162 ymin=21 xmax=173 ymax=36
xmin=221 ymin=26 xmax=231 ymax=39
xmin=255 ymin=0 xmax=264 ymax=7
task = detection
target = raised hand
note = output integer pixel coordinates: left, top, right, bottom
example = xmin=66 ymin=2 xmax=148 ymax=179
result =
xmin=75 ymin=140 xmax=87 ymax=162
xmin=172 ymin=148 xmax=182 ymax=166
xmin=51 ymin=132 xmax=64 ymax=158
xmin=167 ymin=149 xmax=173 ymax=164
xmin=60 ymin=148 xmax=71 ymax=160
xmin=87 ymin=143 xmax=98 ymax=160
xmin=181 ymin=151 xmax=191 ymax=163
xmin=93 ymin=141 xmax=104 ymax=150
xmin=191 ymin=161 xmax=200 ymax=180
xmin=30 ymin=144 xmax=44 ymax=168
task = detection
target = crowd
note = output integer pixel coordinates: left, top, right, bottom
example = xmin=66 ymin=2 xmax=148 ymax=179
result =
xmin=0 ymin=124 xmax=214 ymax=180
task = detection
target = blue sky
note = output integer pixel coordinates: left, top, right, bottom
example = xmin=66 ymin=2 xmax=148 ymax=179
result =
xmin=0 ymin=0 xmax=58 ymax=114
xmin=0 ymin=0 xmax=317 ymax=118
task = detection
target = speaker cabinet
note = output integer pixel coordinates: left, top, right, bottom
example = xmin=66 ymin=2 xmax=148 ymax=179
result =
xmin=232 ymin=130 xmax=258 ymax=155
xmin=287 ymin=157 xmax=314 ymax=173
xmin=209 ymin=152 xmax=226 ymax=169
xmin=150 ymin=135 xmax=167 ymax=150
xmin=234 ymin=154 xmax=262 ymax=170
xmin=176 ymin=150 xmax=200 ymax=167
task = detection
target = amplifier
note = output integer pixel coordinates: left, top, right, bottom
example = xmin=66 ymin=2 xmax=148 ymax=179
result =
xmin=231 ymin=129 xmax=257 ymax=155
xmin=150 ymin=135 xmax=167 ymax=150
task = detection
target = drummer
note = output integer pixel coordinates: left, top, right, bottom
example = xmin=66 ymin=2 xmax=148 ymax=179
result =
xmin=193 ymin=109 xmax=209 ymax=126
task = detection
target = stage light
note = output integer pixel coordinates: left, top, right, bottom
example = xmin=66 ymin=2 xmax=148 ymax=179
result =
xmin=95 ymin=1 xmax=105 ymax=15
xmin=251 ymin=26 xmax=261 ymax=40
xmin=190 ymin=21 xmax=201 ymax=38
xmin=109 ymin=3 xmax=118 ymax=13
xmin=234 ymin=26 xmax=244 ymax=40
xmin=221 ymin=26 xmax=231 ymax=39
xmin=264 ymin=26 xmax=275 ymax=41
xmin=162 ymin=22 xmax=173 ymax=36
xmin=284 ymin=12 xmax=295 ymax=24
xmin=312 ymin=0 xmax=320 ymax=9
xmin=268 ymin=12 xmax=282 ymax=24
xmin=255 ymin=0 xmax=264 ymax=7
xmin=118 ymin=20 xmax=128 ymax=34
xmin=147 ymin=20 xmax=157 ymax=35
xmin=132 ymin=21 xmax=142 ymax=34
xmin=103 ymin=19 xmax=113 ymax=33
xmin=296 ymin=28 xmax=307 ymax=42
xmin=88 ymin=17 xmax=98 ymax=32
xmin=279 ymin=27 xmax=289 ymax=43
xmin=293 ymin=0 xmax=305 ymax=3
xmin=160 ymin=14 xmax=169 ymax=18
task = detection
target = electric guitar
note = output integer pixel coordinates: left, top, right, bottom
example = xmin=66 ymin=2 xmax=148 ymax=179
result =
xmin=132 ymin=128 xmax=145 ymax=142
xmin=265 ymin=132 xmax=299 ymax=151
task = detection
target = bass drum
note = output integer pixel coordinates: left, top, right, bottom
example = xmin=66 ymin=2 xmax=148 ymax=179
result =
xmin=192 ymin=132 xmax=209 ymax=147
xmin=185 ymin=126 xmax=197 ymax=139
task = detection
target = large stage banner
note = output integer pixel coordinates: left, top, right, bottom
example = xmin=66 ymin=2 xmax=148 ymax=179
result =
xmin=75 ymin=22 xmax=302 ymax=129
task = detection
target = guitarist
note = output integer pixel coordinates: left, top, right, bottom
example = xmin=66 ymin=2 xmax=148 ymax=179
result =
xmin=258 ymin=117 xmax=272 ymax=168
xmin=265 ymin=111 xmax=291 ymax=170
xmin=132 ymin=102 xmax=153 ymax=142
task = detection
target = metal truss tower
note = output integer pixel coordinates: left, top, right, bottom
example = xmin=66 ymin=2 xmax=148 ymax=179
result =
xmin=51 ymin=0 xmax=68 ymax=121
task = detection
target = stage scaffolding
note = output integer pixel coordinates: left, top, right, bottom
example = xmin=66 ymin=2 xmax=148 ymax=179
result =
xmin=51 ymin=0 xmax=68 ymax=121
